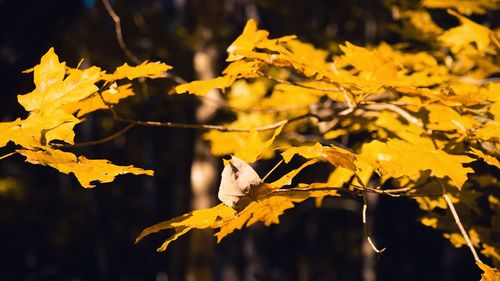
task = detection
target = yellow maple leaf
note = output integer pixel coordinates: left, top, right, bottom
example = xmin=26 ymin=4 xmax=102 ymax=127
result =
xmin=0 ymin=110 xmax=80 ymax=148
xmin=65 ymin=83 xmax=135 ymax=117
xmin=174 ymin=76 xmax=231 ymax=95
xmin=476 ymin=121 xmax=500 ymax=141
xmin=103 ymin=61 xmax=172 ymax=81
xmin=226 ymin=19 xmax=270 ymax=61
xmin=18 ymin=48 xmax=101 ymax=113
xmin=400 ymin=10 xmax=444 ymax=40
xmin=269 ymin=159 xmax=319 ymax=188
xmin=469 ymin=147 xmax=500 ymax=170
xmin=17 ymin=147 xmax=153 ymax=188
xmin=0 ymin=118 xmax=22 ymax=148
xmin=338 ymin=42 xmax=401 ymax=83
xmin=363 ymin=138 xmax=474 ymax=189
xmin=215 ymin=187 xmax=339 ymax=242
xmin=422 ymin=0 xmax=499 ymax=15
xmin=135 ymin=204 xmax=236 ymax=251
xmin=426 ymin=103 xmax=477 ymax=132
xmin=281 ymin=142 xmax=358 ymax=171
xmin=227 ymin=79 xmax=267 ymax=109
xmin=477 ymin=262 xmax=500 ymax=281
xmin=137 ymin=182 xmax=340 ymax=250
xmin=234 ymin=125 xmax=283 ymax=163
xmin=438 ymin=10 xmax=497 ymax=55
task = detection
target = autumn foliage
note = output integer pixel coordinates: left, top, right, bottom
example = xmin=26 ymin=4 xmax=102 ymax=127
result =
xmin=1 ymin=1 xmax=499 ymax=279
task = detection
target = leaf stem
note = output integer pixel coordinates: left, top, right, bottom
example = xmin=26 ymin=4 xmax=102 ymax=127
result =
xmin=101 ymin=0 xmax=141 ymax=64
xmin=443 ymin=193 xmax=483 ymax=264
xmin=0 ymin=152 xmax=16 ymax=161
xmin=262 ymin=159 xmax=284 ymax=182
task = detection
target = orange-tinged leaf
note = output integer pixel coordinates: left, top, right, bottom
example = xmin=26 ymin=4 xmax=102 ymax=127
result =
xmin=103 ymin=61 xmax=172 ymax=81
xmin=281 ymin=142 xmax=358 ymax=171
xmin=321 ymin=145 xmax=358 ymax=172
xmin=175 ymin=76 xmax=231 ymax=95
xmin=477 ymin=262 xmax=500 ymax=281
xmin=17 ymin=147 xmax=153 ymax=188
xmin=438 ymin=10 xmax=496 ymax=55
xmin=363 ymin=138 xmax=474 ymax=189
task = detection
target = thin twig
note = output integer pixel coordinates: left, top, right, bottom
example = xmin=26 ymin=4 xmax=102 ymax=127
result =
xmin=266 ymin=75 xmax=340 ymax=92
xmin=0 ymin=152 xmax=16 ymax=161
xmin=262 ymin=159 xmax=284 ymax=182
xmin=362 ymin=103 xmax=424 ymax=128
xmin=338 ymin=87 xmax=356 ymax=116
xmin=443 ymin=193 xmax=483 ymax=264
xmin=361 ymin=185 xmax=386 ymax=254
xmin=112 ymin=112 xmax=319 ymax=132
xmin=102 ymin=0 xmax=141 ymax=64
xmin=52 ymin=123 xmax=136 ymax=148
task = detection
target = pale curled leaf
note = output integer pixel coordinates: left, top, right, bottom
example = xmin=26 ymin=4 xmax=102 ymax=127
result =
xmin=218 ymin=156 xmax=263 ymax=209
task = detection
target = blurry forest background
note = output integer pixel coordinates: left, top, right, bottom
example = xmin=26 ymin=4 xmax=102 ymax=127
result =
xmin=0 ymin=0 xmax=497 ymax=280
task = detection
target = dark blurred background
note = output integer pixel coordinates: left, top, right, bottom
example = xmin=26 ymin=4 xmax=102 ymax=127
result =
xmin=0 ymin=0 xmax=487 ymax=280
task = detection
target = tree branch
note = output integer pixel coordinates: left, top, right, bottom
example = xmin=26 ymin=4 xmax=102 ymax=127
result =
xmin=52 ymin=123 xmax=136 ymax=148
xmin=362 ymin=103 xmax=424 ymax=128
xmin=101 ymin=0 xmax=141 ymax=64
xmin=0 ymin=152 xmax=16 ymax=161
xmin=112 ymin=112 xmax=319 ymax=132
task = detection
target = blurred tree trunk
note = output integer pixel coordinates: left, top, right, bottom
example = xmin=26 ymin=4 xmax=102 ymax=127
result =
xmin=187 ymin=1 xmax=223 ymax=280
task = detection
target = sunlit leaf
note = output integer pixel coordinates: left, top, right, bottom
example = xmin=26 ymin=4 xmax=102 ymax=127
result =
xmin=469 ymin=147 xmax=500 ymax=169
xmin=234 ymin=125 xmax=283 ymax=163
xmin=103 ymin=61 xmax=172 ymax=81
xmin=18 ymin=48 xmax=101 ymax=113
xmin=422 ymin=0 xmax=499 ymax=15
xmin=362 ymin=138 xmax=474 ymax=189
xmin=477 ymin=262 xmax=500 ymax=281
xmin=17 ymin=147 xmax=153 ymax=188
xmin=281 ymin=142 xmax=357 ymax=171
xmin=175 ymin=76 xmax=231 ymax=95
xmin=438 ymin=10 xmax=497 ymax=55
xmin=65 ymin=83 xmax=135 ymax=117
